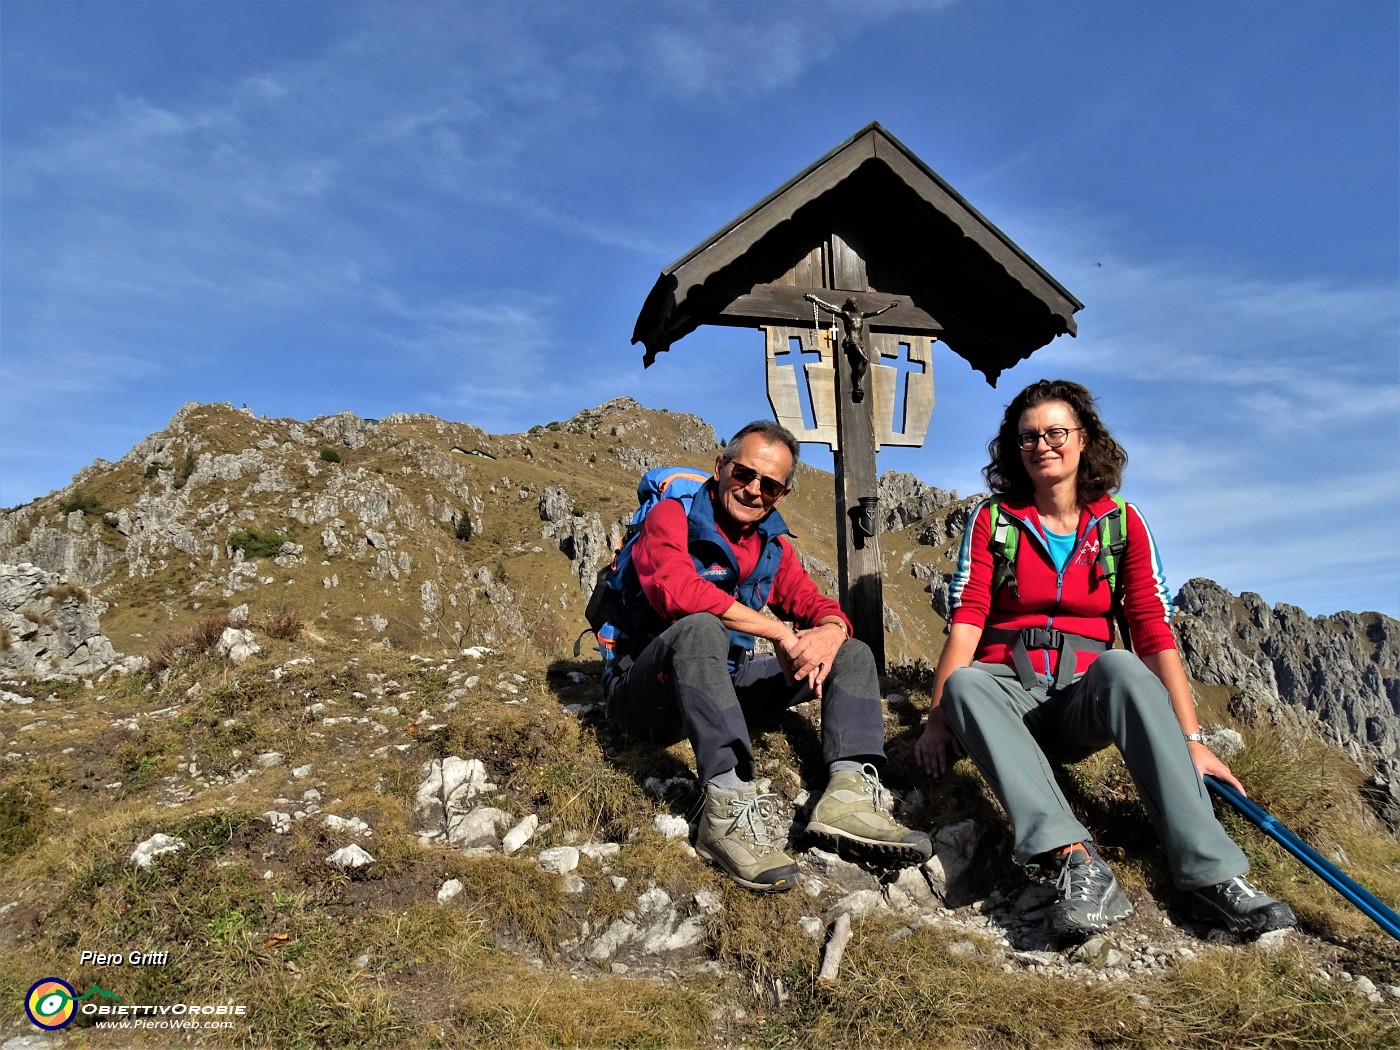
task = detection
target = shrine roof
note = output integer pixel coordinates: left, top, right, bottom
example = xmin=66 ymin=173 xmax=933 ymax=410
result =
xmin=632 ymin=122 xmax=1083 ymax=385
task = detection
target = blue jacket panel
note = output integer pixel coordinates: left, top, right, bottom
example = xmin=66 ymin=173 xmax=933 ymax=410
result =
xmin=615 ymin=480 xmax=789 ymax=675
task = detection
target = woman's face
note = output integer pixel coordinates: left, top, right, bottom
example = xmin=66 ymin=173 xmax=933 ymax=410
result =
xmin=1017 ymin=399 xmax=1086 ymax=493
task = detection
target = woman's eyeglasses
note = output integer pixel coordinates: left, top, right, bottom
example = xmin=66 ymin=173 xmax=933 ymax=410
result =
xmin=726 ymin=461 xmax=789 ymax=500
xmin=1017 ymin=427 xmax=1082 ymax=451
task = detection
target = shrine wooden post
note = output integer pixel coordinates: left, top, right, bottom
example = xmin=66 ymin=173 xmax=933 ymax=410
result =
xmin=632 ymin=123 xmax=1082 ymax=670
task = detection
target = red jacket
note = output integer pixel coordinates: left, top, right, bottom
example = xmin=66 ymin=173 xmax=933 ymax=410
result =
xmin=948 ymin=493 xmax=1176 ymax=680
xmin=632 ymin=497 xmax=852 ymax=634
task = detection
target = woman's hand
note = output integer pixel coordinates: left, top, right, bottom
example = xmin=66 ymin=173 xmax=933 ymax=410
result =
xmin=915 ymin=707 xmax=960 ymax=779
xmin=1140 ymin=648 xmax=1250 ymax=794
xmin=1188 ymin=741 xmax=1246 ymax=794
xmin=916 ymin=623 xmax=983 ymax=779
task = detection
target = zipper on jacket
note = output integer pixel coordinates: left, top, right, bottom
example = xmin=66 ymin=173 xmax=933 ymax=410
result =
xmin=1044 ymin=511 xmax=1102 ymax=680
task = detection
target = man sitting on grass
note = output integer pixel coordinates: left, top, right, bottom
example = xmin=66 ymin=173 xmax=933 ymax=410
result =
xmin=603 ymin=420 xmax=930 ymax=891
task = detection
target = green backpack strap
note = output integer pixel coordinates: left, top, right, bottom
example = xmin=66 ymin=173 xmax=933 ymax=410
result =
xmin=989 ymin=498 xmax=1021 ymax=599
xmin=1095 ymin=495 xmax=1128 ymax=595
xmin=1096 ymin=495 xmax=1131 ymax=648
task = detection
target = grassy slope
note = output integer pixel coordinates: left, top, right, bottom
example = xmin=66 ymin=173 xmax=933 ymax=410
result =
xmin=2 ymin=631 xmax=1398 ymax=1048
xmin=1 ymin=401 xmax=1398 ymax=1047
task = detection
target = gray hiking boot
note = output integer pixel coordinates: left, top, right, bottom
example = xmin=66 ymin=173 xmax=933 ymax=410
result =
xmin=1186 ymin=875 xmax=1296 ymax=936
xmin=1045 ymin=841 xmax=1133 ymax=940
xmin=694 ymin=781 xmax=798 ymax=893
xmin=805 ymin=764 xmax=933 ymax=868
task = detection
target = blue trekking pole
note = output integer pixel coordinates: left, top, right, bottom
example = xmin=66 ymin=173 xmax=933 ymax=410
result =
xmin=1205 ymin=775 xmax=1400 ymax=942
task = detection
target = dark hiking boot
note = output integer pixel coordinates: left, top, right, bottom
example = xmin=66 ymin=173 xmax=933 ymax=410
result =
xmin=694 ymin=781 xmax=798 ymax=893
xmin=1185 ymin=876 xmax=1296 ymax=936
xmin=1045 ymin=842 xmax=1133 ymax=940
xmin=805 ymin=764 xmax=933 ymax=868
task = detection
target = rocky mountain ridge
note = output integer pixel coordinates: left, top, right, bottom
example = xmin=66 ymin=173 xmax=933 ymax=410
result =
xmin=1 ymin=399 xmax=1396 ymax=826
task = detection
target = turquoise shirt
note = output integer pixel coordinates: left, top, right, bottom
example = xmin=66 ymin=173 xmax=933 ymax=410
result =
xmin=1045 ymin=528 xmax=1076 ymax=573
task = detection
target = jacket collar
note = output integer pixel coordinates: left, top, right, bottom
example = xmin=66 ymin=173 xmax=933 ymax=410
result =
xmin=693 ymin=478 xmax=790 ymax=542
xmin=994 ymin=492 xmax=1119 ymax=537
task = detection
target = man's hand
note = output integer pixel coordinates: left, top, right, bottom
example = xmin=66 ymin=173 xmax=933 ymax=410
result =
xmin=781 ymin=622 xmax=846 ymax=699
xmin=914 ymin=707 xmax=960 ymax=779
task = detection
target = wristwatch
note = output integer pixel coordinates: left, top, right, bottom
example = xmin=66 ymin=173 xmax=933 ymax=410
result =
xmin=1183 ymin=732 xmax=1205 ymax=744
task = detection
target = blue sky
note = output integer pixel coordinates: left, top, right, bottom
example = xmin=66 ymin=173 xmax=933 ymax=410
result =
xmin=2 ymin=0 xmax=1396 ymax=617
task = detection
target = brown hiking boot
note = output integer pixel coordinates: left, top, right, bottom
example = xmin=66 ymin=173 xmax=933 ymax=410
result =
xmin=805 ymin=764 xmax=933 ymax=868
xmin=694 ymin=781 xmax=798 ymax=893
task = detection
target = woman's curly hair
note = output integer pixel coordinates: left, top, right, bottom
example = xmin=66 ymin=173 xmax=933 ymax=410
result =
xmin=983 ymin=379 xmax=1127 ymax=504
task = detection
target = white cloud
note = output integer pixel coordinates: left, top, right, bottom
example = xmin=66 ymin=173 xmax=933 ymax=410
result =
xmin=639 ymin=1 xmax=951 ymax=103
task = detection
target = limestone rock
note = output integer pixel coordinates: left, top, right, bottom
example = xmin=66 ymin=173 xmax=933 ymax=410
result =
xmin=502 ymin=814 xmax=540 ymax=855
xmin=414 ymin=757 xmax=499 ymax=846
xmin=217 ymin=627 xmax=261 ymax=665
xmin=130 ymin=833 xmax=186 ymax=870
xmin=0 ymin=563 xmax=119 ymax=677
xmin=878 ymin=471 xmax=958 ymax=532
xmin=326 ymin=844 xmax=375 ymax=870
xmin=1176 ymin=577 xmax=1400 ymax=825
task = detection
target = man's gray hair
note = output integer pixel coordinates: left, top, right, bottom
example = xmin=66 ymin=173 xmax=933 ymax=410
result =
xmin=722 ymin=420 xmax=801 ymax=485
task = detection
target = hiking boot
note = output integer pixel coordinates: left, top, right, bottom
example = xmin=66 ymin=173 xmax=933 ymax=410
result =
xmin=1045 ymin=842 xmax=1133 ymax=940
xmin=694 ymin=781 xmax=798 ymax=893
xmin=1185 ymin=876 xmax=1296 ymax=936
xmin=804 ymin=764 xmax=933 ymax=868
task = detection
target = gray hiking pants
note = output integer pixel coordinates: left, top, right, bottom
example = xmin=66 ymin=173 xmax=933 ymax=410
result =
xmin=941 ymin=650 xmax=1247 ymax=890
xmin=603 ymin=612 xmax=887 ymax=786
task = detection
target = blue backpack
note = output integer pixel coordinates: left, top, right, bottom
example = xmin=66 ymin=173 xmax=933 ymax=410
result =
xmin=584 ymin=466 xmax=711 ymax=678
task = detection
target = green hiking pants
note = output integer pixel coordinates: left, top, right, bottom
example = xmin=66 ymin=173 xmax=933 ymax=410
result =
xmin=942 ymin=650 xmax=1247 ymax=890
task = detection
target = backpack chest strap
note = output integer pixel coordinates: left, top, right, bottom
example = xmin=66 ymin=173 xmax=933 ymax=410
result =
xmin=984 ymin=627 xmax=1108 ymax=691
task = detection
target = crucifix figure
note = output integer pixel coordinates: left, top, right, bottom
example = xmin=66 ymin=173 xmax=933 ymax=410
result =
xmin=805 ymin=294 xmax=900 ymax=403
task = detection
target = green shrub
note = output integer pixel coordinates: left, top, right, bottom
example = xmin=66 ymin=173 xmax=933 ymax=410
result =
xmin=228 ymin=528 xmax=288 ymax=559
xmin=455 ymin=515 xmax=474 ymax=542
xmin=319 ymin=447 xmax=341 ymax=463
xmin=172 ymin=449 xmax=196 ymax=490
xmin=58 ymin=491 xmax=104 ymax=516
xmin=144 ymin=462 xmax=163 ymax=479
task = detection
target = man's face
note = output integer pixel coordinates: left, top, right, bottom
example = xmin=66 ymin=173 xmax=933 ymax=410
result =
xmin=713 ymin=435 xmax=793 ymax=527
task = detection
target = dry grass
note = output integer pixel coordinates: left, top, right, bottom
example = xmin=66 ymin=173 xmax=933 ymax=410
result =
xmin=757 ymin=923 xmax=1400 ymax=1050
xmin=21 ymin=608 xmax=56 ymax=630
xmin=40 ymin=580 xmax=91 ymax=603
xmin=2 ymin=639 xmax=1397 ymax=1049
xmin=147 ymin=612 xmax=234 ymax=673
xmin=259 ymin=607 xmax=305 ymax=641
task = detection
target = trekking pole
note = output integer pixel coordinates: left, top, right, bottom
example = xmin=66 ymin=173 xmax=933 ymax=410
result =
xmin=1205 ymin=775 xmax=1400 ymax=942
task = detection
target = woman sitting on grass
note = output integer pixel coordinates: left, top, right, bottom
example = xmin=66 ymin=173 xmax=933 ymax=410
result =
xmin=914 ymin=378 xmax=1295 ymax=941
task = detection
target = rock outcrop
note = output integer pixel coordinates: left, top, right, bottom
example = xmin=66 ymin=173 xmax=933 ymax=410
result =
xmin=877 ymin=470 xmax=959 ymax=532
xmin=0 ymin=562 xmax=119 ymax=678
xmin=1176 ymin=578 xmax=1400 ymax=826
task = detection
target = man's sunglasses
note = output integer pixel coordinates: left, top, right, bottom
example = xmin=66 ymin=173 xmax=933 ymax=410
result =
xmin=725 ymin=460 xmax=789 ymax=500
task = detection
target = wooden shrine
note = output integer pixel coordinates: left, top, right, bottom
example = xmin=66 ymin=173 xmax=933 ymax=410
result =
xmin=632 ymin=123 xmax=1082 ymax=668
